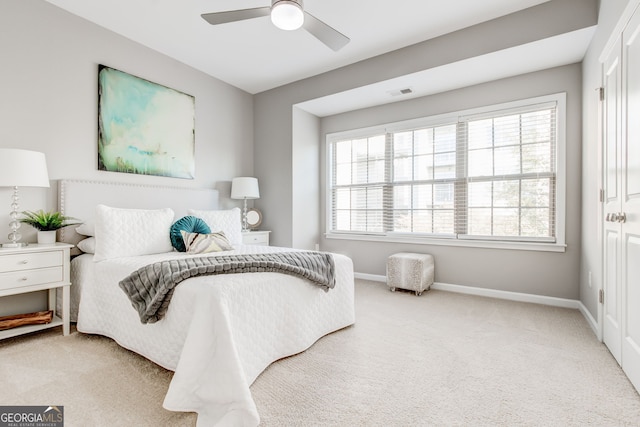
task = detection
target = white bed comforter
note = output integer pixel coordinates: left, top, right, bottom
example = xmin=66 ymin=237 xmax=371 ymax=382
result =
xmin=72 ymin=245 xmax=355 ymax=426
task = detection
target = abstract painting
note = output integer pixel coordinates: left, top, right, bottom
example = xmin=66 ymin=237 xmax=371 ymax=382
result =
xmin=98 ymin=65 xmax=195 ymax=179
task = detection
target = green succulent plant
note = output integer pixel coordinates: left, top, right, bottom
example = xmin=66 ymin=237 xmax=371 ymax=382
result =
xmin=19 ymin=210 xmax=80 ymax=231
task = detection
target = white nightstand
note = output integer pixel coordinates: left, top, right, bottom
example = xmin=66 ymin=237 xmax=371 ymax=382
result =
xmin=241 ymin=230 xmax=271 ymax=246
xmin=0 ymin=243 xmax=73 ymax=339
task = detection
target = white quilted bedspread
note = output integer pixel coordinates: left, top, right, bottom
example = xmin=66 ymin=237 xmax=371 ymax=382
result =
xmin=72 ymin=245 xmax=355 ymax=426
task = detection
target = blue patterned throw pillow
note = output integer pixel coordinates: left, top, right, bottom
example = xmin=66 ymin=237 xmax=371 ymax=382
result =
xmin=170 ymin=216 xmax=211 ymax=252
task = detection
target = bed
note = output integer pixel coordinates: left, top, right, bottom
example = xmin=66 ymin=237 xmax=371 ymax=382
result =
xmin=57 ymin=179 xmax=355 ymax=426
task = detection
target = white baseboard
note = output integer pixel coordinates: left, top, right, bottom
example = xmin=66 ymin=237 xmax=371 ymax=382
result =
xmin=354 ymin=272 xmax=386 ymax=283
xmin=355 ymin=272 xmax=586 ymax=309
xmin=431 ymin=282 xmax=581 ymax=309
xmin=578 ymin=301 xmax=601 ymax=341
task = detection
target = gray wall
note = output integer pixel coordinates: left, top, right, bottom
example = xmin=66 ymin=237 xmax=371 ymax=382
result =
xmin=254 ymin=0 xmax=596 ymax=300
xmin=580 ymin=0 xmax=635 ymax=319
xmin=292 ymin=107 xmax=320 ymax=250
xmin=0 ymin=0 xmax=254 ymax=314
xmin=0 ymin=0 xmax=254 ymax=240
xmin=321 ymin=64 xmax=582 ymax=300
xmin=0 ymin=0 xmax=611 ymax=312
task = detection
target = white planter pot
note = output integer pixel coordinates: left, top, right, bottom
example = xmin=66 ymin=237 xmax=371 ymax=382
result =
xmin=37 ymin=230 xmax=57 ymax=245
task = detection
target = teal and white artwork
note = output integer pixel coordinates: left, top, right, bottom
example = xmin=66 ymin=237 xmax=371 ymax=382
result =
xmin=98 ymin=65 xmax=195 ymax=179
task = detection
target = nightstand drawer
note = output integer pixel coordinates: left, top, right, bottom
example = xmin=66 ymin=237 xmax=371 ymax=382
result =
xmin=0 ymin=267 xmax=64 ymax=291
xmin=243 ymin=232 xmax=269 ymax=245
xmin=0 ymin=251 xmax=62 ymax=273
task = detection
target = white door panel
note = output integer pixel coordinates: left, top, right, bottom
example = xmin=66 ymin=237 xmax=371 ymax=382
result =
xmin=603 ymin=38 xmax=623 ymax=363
xmin=605 ymin=229 xmax=621 ymax=363
xmin=624 ymin=236 xmax=640 ymax=341
xmin=625 ymin=7 xmax=640 ymax=198
xmin=622 ymin=235 xmax=640 ymax=390
xmin=620 ymin=6 xmax=640 ymax=393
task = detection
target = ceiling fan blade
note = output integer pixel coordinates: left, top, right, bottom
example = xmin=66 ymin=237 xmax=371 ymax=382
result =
xmin=302 ymin=11 xmax=350 ymax=51
xmin=201 ymin=7 xmax=270 ymax=25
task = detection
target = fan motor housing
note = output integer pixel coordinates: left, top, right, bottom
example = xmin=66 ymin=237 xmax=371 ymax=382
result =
xmin=271 ymin=0 xmax=303 ymax=7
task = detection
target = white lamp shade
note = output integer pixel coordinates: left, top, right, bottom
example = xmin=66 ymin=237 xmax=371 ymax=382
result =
xmin=0 ymin=149 xmax=50 ymax=188
xmin=231 ymin=177 xmax=260 ymax=200
xmin=271 ymin=0 xmax=304 ymax=31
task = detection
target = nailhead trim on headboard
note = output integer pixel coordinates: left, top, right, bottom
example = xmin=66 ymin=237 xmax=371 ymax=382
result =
xmin=58 ymin=179 xmax=220 ymax=251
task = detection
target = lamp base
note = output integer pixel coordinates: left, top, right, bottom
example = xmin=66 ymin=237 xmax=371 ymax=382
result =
xmin=241 ymin=198 xmax=249 ymax=232
xmin=4 ymin=185 xmax=27 ymax=249
xmin=1 ymin=242 xmax=29 ymax=248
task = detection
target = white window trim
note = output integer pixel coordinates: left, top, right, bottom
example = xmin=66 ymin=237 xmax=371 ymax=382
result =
xmin=325 ymin=93 xmax=567 ymax=253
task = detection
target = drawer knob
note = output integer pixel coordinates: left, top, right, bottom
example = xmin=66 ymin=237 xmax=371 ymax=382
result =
xmin=19 ymin=260 xmax=28 ymax=264
xmin=19 ymin=277 xmax=28 ymax=281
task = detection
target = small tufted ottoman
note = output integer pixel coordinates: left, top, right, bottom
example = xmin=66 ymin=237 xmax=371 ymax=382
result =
xmin=386 ymin=252 xmax=434 ymax=296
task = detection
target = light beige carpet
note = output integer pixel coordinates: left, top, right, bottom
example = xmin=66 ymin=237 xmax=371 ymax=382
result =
xmin=1 ymin=280 xmax=639 ymax=426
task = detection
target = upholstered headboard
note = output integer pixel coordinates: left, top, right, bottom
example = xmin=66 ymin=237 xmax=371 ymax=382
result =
xmin=58 ymin=179 xmax=219 ymax=253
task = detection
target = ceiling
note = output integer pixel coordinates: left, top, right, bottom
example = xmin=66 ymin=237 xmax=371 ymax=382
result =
xmin=44 ymin=0 xmax=556 ymax=95
xmin=44 ymin=0 xmax=596 ymax=117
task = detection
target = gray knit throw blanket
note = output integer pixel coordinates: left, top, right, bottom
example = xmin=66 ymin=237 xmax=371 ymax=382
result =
xmin=119 ymin=251 xmax=336 ymax=324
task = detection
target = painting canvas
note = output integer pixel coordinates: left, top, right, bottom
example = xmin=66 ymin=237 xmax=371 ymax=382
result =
xmin=98 ymin=65 xmax=195 ymax=179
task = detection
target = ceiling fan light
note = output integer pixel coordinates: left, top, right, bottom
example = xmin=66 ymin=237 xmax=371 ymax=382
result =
xmin=271 ymin=1 xmax=304 ymax=31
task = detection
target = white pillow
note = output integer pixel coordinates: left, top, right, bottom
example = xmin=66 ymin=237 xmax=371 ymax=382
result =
xmin=77 ymin=237 xmax=96 ymax=254
xmin=187 ymin=208 xmax=242 ymax=246
xmin=94 ymin=205 xmax=174 ymax=262
xmin=75 ymin=221 xmax=95 ymax=236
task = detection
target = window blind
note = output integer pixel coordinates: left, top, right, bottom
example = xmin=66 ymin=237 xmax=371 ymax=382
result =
xmin=328 ymin=96 xmax=560 ymax=244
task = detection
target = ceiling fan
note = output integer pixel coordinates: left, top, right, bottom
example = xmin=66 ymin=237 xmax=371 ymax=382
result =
xmin=201 ymin=0 xmax=350 ymax=52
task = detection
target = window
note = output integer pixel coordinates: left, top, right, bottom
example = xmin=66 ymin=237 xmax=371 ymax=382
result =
xmin=326 ymin=94 xmax=566 ymax=251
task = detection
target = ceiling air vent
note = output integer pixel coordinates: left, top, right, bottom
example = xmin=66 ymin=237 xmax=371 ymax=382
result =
xmin=388 ymin=87 xmax=413 ymax=97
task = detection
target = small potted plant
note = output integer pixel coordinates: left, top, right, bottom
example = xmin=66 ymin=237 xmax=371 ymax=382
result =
xmin=19 ymin=210 xmax=80 ymax=245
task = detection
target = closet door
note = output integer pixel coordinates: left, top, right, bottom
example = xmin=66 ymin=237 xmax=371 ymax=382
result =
xmin=602 ymin=38 xmax=623 ymax=364
xmin=620 ymin=7 xmax=640 ymax=392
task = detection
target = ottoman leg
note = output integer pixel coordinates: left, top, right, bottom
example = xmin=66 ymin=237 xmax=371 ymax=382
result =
xmin=415 ymin=290 xmax=422 ymax=296
xmin=390 ymin=287 xmax=396 ymax=292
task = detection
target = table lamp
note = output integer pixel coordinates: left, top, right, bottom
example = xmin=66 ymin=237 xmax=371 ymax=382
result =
xmin=231 ymin=177 xmax=260 ymax=232
xmin=0 ymin=148 xmax=50 ymax=247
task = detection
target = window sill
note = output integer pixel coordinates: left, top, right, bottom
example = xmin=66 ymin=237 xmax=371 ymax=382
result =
xmin=325 ymin=233 xmax=567 ymax=253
